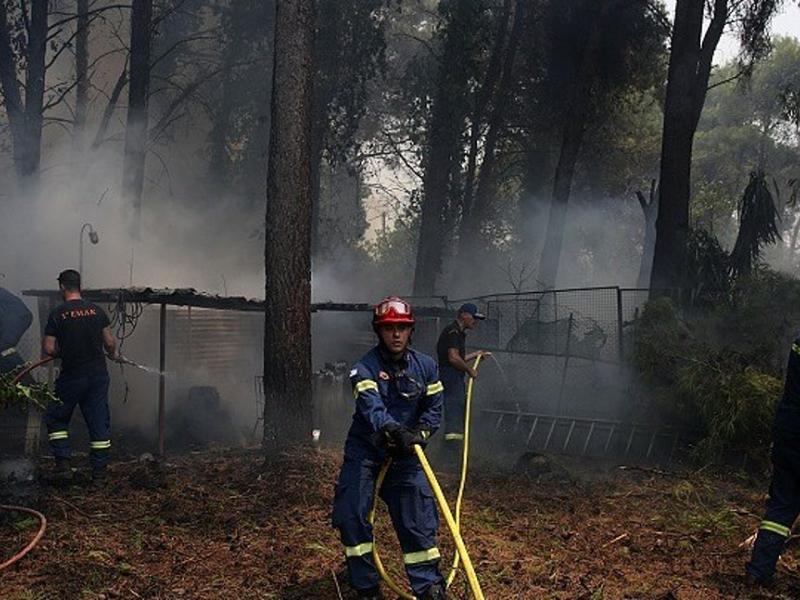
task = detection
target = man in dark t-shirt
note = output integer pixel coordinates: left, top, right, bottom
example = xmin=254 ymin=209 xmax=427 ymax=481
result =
xmin=435 ymin=303 xmax=490 ymax=465
xmin=42 ymin=269 xmax=119 ymax=482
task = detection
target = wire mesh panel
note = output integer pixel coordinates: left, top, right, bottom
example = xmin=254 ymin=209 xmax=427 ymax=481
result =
xmin=454 ymin=287 xmax=621 ymax=363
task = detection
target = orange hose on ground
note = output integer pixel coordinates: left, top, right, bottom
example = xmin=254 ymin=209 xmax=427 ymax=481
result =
xmin=0 ymin=504 xmax=47 ymax=571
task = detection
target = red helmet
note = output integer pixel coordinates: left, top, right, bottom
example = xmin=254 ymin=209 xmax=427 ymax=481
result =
xmin=373 ymin=296 xmax=415 ymax=327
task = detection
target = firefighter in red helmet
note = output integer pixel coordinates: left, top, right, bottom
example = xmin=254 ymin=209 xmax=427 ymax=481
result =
xmin=331 ymin=297 xmax=447 ymax=599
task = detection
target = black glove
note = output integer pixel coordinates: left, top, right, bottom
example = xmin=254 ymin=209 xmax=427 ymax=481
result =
xmin=394 ymin=426 xmax=430 ymax=456
xmin=376 ymin=422 xmax=403 ymax=456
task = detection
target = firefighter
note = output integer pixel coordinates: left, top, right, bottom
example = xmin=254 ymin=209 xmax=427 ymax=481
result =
xmin=747 ymin=337 xmax=800 ymax=585
xmin=0 ymin=286 xmax=34 ymax=379
xmin=332 ymin=296 xmax=446 ymax=600
xmin=436 ymin=303 xmax=490 ymax=465
xmin=41 ymin=270 xmax=119 ymax=483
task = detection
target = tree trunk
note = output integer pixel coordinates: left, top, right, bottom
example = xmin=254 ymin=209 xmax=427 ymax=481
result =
xmin=636 ymin=181 xmax=659 ymax=288
xmin=650 ymin=0 xmax=727 ymax=293
xmin=537 ymin=2 xmax=609 ymax=289
xmin=122 ymin=0 xmax=154 ymax=238
xmin=263 ymin=0 xmax=315 ymax=451
xmin=0 ymin=1 xmax=26 ymax=181
xmin=456 ymin=0 xmax=523 ymax=270
xmin=74 ymin=0 xmax=90 ymax=149
xmin=22 ymin=0 xmax=47 ymax=181
xmin=309 ymin=0 xmax=342 ymax=260
xmin=92 ymin=65 xmax=128 ymax=149
xmin=0 ymin=0 xmax=47 ymax=184
xmin=412 ymin=1 xmax=478 ymax=297
xmin=460 ymin=0 xmax=512 ymax=220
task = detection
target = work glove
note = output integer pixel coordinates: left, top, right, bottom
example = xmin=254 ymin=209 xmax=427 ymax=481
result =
xmin=376 ymin=422 xmax=403 ymax=456
xmin=393 ymin=426 xmax=431 ymax=456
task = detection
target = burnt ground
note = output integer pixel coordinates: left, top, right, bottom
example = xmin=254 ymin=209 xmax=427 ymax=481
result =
xmin=1 ymin=447 xmax=799 ymax=600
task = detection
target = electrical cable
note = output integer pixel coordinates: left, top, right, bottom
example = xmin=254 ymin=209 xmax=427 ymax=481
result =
xmin=106 ymin=291 xmax=144 ymax=403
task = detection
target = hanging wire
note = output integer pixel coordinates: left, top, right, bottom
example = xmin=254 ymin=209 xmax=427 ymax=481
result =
xmin=106 ymin=291 xmax=145 ymax=404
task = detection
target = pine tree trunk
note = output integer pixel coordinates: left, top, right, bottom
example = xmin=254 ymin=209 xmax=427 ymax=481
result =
xmin=650 ymin=0 xmax=727 ymax=293
xmin=537 ymin=2 xmax=609 ymax=289
xmin=263 ymin=0 xmax=315 ymax=451
xmin=123 ymin=0 xmax=153 ymax=238
xmin=0 ymin=0 xmax=47 ymax=184
xmin=412 ymin=2 xmax=477 ymax=297
xmin=456 ymin=0 xmax=523 ymax=271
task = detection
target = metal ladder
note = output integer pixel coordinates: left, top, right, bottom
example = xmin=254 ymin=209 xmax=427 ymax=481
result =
xmin=480 ymin=408 xmax=684 ymax=462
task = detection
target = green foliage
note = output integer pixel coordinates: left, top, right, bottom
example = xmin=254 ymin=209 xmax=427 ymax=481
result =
xmin=730 ymin=171 xmax=782 ymax=277
xmin=0 ymin=370 xmax=57 ymax=411
xmin=684 ymin=228 xmax=732 ymax=308
xmin=634 ymin=293 xmax=786 ymax=465
xmin=694 ymin=37 xmax=800 ymax=243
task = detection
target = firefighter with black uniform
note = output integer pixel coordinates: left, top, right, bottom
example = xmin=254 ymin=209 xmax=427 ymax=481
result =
xmin=747 ymin=337 xmax=800 ymax=585
xmin=436 ymin=303 xmax=490 ymax=466
xmin=42 ymin=270 xmax=119 ymax=483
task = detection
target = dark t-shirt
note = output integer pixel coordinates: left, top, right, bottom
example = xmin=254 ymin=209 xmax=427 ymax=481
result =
xmin=45 ymin=299 xmax=110 ymax=377
xmin=437 ymin=321 xmax=465 ymax=366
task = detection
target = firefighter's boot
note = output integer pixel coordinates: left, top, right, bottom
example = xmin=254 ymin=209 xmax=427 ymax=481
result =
xmin=52 ymin=457 xmax=74 ymax=483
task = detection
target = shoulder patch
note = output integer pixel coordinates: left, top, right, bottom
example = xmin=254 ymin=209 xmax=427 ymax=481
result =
xmin=349 ymin=368 xmax=358 ymax=378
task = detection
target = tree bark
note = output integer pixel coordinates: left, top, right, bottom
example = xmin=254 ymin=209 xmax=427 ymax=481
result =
xmin=412 ymin=1 xmax=478 ymax=297
xmin=0 ymin=0 xmax=47 ymax=184
xmin=92 ymin=65 xmax=128 ymax=149
xmin=122 ymin=0 xmax=154 ymax=238
xmin=537 ymin=2 xmax=610 ymax=289
xmin=650 ymin=0 xmax=727 ymax=293
xmin=456 ymin=0 xmax=523 ymax=270
xmin=460 ymin=0 xmax=512 ymax=221
xmin=636 ymin=181 xmax=659 ymax=288
xmin=263 ymin=0 xmax=315 ymax=451
xmin=74 ymin=0 xmax=90 ymax=149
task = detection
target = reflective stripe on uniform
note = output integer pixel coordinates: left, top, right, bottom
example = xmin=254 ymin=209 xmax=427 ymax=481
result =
xmin=344 ymin=542 xmax=374 ymax=557
xmin=90 ymin=440 xmax=111 ymax=450
xmin=0 ymin=347 xmax=16 ymax=357
xmin=760 ymin=520 xmax=791 ymax=537
xmin=353 ymin=379 xmax=378 ymax=398
xmin=444 ymin=433 xmax=464 ymax=441
xmin=793 ymin=343 xmax=800 ymax=356
xmin=48 ymin=430 xmax=69 ymax=441
xmin=426 ymin=381 xmax=444 ymax=395
xmin=420 ymin=429 xmax=430 ymax=440
xmin=403 ymin=547 xmax=440 ymax=565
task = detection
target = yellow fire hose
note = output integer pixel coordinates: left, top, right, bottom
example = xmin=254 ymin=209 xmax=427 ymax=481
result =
xmin=446 ymin=354 xmax=482 ymax=586
xmin=370 ymin=356 xmax=484 ymax=599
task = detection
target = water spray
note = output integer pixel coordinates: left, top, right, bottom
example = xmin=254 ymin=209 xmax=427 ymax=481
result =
xmin=116 ymin=355 xmax=164 ymax=376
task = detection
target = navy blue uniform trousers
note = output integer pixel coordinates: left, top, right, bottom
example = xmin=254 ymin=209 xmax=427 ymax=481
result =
xmin=441 ymin=366 xmax=466 ymax=442
xmin=332 ymin=455 xmax=442 ymax=595
xmin=747 ymin=403 xmax=800 ymax=581
xmin=44 ymin=373 xmax=111 ymax=470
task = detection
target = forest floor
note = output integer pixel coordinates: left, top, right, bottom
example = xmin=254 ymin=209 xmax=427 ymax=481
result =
xmin=1 ymin=446 xmax=799 ymax=600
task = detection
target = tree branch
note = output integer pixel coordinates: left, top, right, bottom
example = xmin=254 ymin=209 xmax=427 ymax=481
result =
xmin=47 ymin=5 xmax=131 ymax=32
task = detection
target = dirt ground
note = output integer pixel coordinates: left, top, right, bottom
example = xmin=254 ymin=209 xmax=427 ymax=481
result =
xmin=1 ymin=447 xmax=799 ymax=600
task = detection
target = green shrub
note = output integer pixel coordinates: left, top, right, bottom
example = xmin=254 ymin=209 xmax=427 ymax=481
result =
xmin=633 ymin=295 xmax=783 ymax=465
